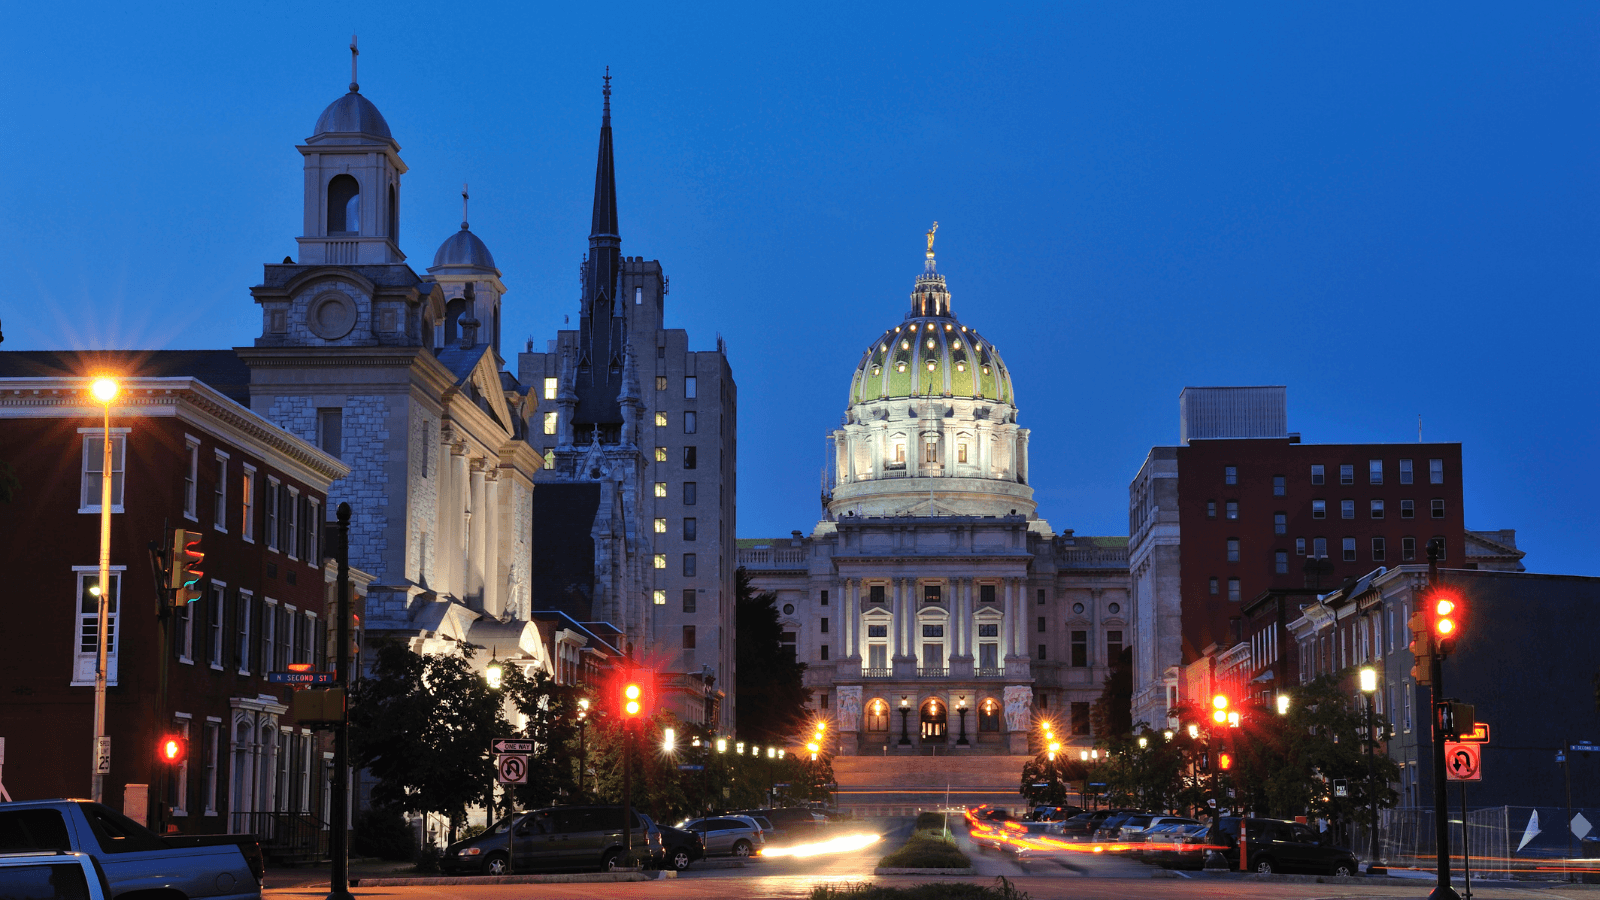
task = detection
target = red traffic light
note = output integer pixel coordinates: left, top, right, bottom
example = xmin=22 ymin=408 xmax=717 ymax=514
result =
xmin=1218 ymin=752 xmax=1233 ymax=771
xmin=1431 ymin=588 xmax=1462 ymax=654
xmin=158 ymin=735 xmax=188 ymax=765
xmin=622 ymin=682 xmax=643 ymax=717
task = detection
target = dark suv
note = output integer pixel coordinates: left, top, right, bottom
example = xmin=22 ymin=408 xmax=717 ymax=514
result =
xmin=1208 ymin=817 xmax=1359 ymax=876
xmin=442 ymin=806 xmax=659 ymax=874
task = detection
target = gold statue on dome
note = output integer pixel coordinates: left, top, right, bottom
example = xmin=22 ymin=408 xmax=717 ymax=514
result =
xmin=926 ymin=221 xmax=939 ymax=257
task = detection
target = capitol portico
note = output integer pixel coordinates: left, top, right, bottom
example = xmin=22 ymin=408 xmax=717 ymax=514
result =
xmin=741 ymin=233 xmax=1130 ymax=758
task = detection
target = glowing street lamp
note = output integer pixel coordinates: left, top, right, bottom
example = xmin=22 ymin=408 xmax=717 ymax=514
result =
xmin=485 ymin=651 xmax=503 ymax=689
xmin=663 ymin=727 xmax=676 ymax=752
xmin=1187 ymin=723 xmax=1200 ymax=739
xmin=1138 ymin=736 xmax=1148 ymax=749
xmin=89 ymin=376 xmax=118 ymax=803
xmin=1276 ymin=694 xmax=1290 ymax=716
xmin=716 ymin=737 xmax=727 ymax=754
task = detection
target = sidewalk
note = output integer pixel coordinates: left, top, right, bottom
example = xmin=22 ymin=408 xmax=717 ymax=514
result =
xmin=263 ymin=859 xmax=411 ymax=890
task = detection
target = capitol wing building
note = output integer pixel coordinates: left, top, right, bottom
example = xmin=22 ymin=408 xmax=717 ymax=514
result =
xmin=741 ymin=241 xmax=1130 ymax=755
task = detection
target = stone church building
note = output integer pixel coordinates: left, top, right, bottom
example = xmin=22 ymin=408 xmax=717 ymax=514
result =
xmin=741 ymin=239 xmax=1129 ymax=755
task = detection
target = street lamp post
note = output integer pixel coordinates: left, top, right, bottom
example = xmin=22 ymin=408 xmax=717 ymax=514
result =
xmin=1359 ymin=666 xmax=1380 ymax=871
xmin=576 ymin=698 xmax=590 ymax=798
xmin=90 ymin=377 xmax=117 ymax=804
xmin=956 ymin=696 xmax=969 ymax=746
xmin=898 ymin=697 xmax=911 ymax=747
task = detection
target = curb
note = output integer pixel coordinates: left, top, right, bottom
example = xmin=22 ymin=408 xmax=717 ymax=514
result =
xmin=873 ymin=867 xmax=979 ymax=875
xmin=1192 ymin=870 xmax=1453 ymax=887
xmin=355 ymin=871 xmax=675 ymax=886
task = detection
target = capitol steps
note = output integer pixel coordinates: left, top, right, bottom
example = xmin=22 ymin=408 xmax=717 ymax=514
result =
xmin=830 ymin=755 xmax=1030 ymax=818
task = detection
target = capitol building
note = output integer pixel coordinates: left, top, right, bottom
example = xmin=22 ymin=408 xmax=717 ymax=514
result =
xmin=741 ymin=234 xmax=1130 ymax=755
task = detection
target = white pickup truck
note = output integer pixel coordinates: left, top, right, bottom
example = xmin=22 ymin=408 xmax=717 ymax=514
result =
xmin=0 ymin=800 xmax=263 ymax=900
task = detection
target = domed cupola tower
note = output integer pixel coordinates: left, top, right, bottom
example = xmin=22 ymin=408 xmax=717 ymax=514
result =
xmin=827 ymin=225 xmax=1037 ymax=521
xmin=428 ymin=185 xmax=506 ymax=362
xmin=296 ymin=37 xmax=407 ymax=266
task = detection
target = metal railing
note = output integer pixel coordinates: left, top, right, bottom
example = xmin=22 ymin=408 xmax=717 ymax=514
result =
xmin=917 ymin=667 xmax=949 ymax=678
xmin=230 ymin=810 xmax=329 ymax=862
xmin=861 ymin=667 xmax=893 ymax=679
xmin=975 ymin=667 xmax=1006 ymax=678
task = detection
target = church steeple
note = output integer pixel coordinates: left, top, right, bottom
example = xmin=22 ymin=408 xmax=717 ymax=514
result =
xmin=591 ymin=68 xmax=619 ymax=246
xmin=574 ymin=69 xmax=627 ymax=436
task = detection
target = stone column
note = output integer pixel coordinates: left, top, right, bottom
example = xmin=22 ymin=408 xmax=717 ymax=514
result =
xmin=1003 ymin=577 xmax=1018 ymax=659
xmin=448 ymin=441 xmax=469 ymax=598
xmin=844 ymin=578 xmax=857 ymax=660
xmin=941 ymin=423 xmax=953 ymax=475
xmin=906 ymin=427 xmax=919 ymax=478
xmin=468 ymin=460 xmax=486 ymax=608
xmin=845 ymin=431 xmax=858 ymax=483
xmin=483 ymin=469 xmax=500 ymax=616
xmin=871 ymin=424 xmax=884 ymax=480
xmin=977 ymin=423 xmax=991 ymax=478
xmin=1017 ymin=428 xmax=1030 ymax=485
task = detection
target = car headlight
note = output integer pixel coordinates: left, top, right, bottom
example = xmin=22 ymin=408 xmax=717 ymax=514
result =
xmin=459 ymin=847 xmax=481 ymax=856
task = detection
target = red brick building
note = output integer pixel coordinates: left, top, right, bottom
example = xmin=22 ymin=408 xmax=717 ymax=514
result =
xmin=1176 ymin=437 xmax=1465 ymax=665
xmin=0 ymin=352 xmax=354 ymax=840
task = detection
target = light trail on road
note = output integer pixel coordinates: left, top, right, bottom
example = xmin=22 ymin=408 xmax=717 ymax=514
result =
xmin=759 ymin=832 xmax=882 ymax=858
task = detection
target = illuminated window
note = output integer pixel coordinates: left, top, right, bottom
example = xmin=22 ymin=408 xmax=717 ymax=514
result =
xmin=653 ymin=554 xmax=667 ymax=569
xmin=655 ymin=412 xmax=668 ymax=427
xmin=654 ymin=482 xmax=667 ymax=498
xmin=653 ymin=590 xmax=666 ymax=605
xmin=543 ymin=377 xmax=557 ymax=399
xmin=543 ymin=412 xmax=557 ymax=435
xmin=925 ymin=442 xmax=937 ymax=463
xmin=655 ymin=447 xmax=667 ymax=462
xmin=654 ymin=518 xmax=667 ymax=533
xmin=894 ymin=443 xmax=905 ymax=463
xmin=958 ymin=443 xmax=968 ymax=463
xmin=543 ymin=449 xmax=555 ymax=470
xmin=656 ymin=376 xmax=667 ymax=391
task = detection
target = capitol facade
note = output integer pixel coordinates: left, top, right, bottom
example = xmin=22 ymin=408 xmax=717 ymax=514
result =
xmin=741 ymin=236 xmax=1130 ymax=755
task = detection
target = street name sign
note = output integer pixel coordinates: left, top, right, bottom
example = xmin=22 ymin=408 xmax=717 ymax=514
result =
xmin=492 ymin=739 xmax=535 ymax=754
xmin=497 ymin=754 xmax=529 ymax=784
xmin=268 ymin=671 xmax=336 ymax=685
xmin=1571 ymin=742 xmax=1598 ymax=754
xmin=678 ymin=765 xmax=705 ymax=771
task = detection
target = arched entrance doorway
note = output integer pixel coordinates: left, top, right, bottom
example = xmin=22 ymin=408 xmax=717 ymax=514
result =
xmin=920 ymin=698 xmax=947 ymax=740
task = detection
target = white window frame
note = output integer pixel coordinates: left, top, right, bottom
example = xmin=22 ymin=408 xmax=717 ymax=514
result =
xmin=71 ymin=566 xmax=125 ymax=686
xmin=170 ymin=713 xmax=192 ymax=816
xmin=176 ymin=593 xmax=196 ymax=665
xmin=241 ymin=465 xmax=256 ymax=543
xmin=78 ymin=428 xmax=129 ymax=514
xmin=543 ymin=377 xmax=557 ymax=400
xmin=266 ymin=477 xmax=281 ymax=552
xmin=286 ymin=487 xmax=301 ymax=560
xmin=1400 ymin=458 xmax=1414 ymax=484
xmin=213 ymin=450 xmax=230 ymax=532
xmin=183 ymin=436 xmax=201 ymax=520
xmin=208 ymin=580 xmax=227 ymax=670
xmin=543 ymin=412 xmax=557 ymax=435
xmin=308 ymin=498 xmax=321 ymax=565
xmin=236 ymin=589 xmax=254 ymax=675
xmin=203 ymin=718 xmax=222 ymax=815
xmin=1429 ymin=458 xmax=1444 ymax=484
xmin=283 ymin=604 xmax=299 ymax=666
xmin=262 ymin=598 xmax=279 ymax=674
xmin=300 ymin=610 xmax=318 ymax=666
xmin=654 ymin=412 xmax=668 ymax=427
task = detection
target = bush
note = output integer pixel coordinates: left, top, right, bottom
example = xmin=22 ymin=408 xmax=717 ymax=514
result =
xmin=812 ymin=878 xmax=1029 ymax=900
xmin=879 ymin=833 xmax=971 ymax=869
xmin=351 ymin=805 xmax=415 ymax=861
xmin=914 ymin=812 xmax=947 ymax=832
xmin=414 ymin=845 xmax=442 ymax=874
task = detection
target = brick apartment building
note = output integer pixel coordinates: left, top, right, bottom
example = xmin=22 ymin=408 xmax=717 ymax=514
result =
xmin=0 ymin=351 xmax=358 ymax=839
xmin=1129 ymin=387 xmax=1489 ymax=725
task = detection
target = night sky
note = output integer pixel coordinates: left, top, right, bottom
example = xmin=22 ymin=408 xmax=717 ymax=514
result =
xmin=2 ymin=2 xmax=1595 ymax=574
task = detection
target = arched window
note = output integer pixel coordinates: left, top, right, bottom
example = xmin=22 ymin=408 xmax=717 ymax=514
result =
xmin=443 ymin=297 xmax=466 ymax=344
xmin=327 ymin=175 xmax=360 ymax=234
xmin=387 ymin=184 xmax=397 ymax=238
xmin=865 ymin=699 xmax=889 ymax=732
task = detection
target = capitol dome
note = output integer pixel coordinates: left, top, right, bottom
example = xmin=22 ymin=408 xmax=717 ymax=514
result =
xmin=311 ymin=91 xmax=394 ymax=142
xmin=826 ymin=242 xmax=1037 ymax=521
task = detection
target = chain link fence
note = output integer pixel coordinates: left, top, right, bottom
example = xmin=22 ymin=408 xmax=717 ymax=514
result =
xmin=1361 ymin=806 xmax=1599 ymax=882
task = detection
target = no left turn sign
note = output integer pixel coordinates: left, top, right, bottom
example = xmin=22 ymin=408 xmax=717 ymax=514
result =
xmin=497 ymin=754 xmax=529 ymax=784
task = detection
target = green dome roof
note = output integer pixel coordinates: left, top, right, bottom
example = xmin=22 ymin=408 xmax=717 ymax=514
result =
xmin=849 ymin=316 xmax=1013 ymax=405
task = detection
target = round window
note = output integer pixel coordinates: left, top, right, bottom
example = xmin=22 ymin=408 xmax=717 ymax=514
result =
xmin=782 ymin=604 xmax=795 ymax=615
xmin=1108 ymin=602 xmax=1121 ymax=615
xmin=306 ymin=290 xmax=358 ymax=340
xmin=1072 ymin=602 xmax=1084 ymax=615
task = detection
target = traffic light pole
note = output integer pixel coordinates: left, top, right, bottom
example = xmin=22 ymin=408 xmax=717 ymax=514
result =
xmin=1427 ymin=541 xmax=1460 ymax=900
xmin=326 ymin=503 xmax=353 ymax=900
xmin=621 ymin=642 xmax=634 ymax=863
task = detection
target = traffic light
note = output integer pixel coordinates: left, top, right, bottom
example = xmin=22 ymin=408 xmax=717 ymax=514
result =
xmin=1431 ymin=588 xmax=1462 ymax=656
xmin=1211 ymin=694 xmax=1229 ymax=725
xmin=1407 ymin=610 xmax=1434 ymax=686
xmin=158 ymin=734 xmax=188 ymax=765
xmin=622 ymin=681 xmax=644 ymax=718
xmin=169 ymin=529 xmax=204 ymax=605
xmin=1218 ymin=751 xmax=1233 ymax=771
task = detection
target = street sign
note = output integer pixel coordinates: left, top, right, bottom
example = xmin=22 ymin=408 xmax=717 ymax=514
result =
xmin=1571 ymin=742 xmax=1598 ymax=754
xmin=1088 ymin=782 xmax=1108 ymax=788
xmin=268 ymin=671 xmax=336 ymax=685
xmin=1458 ymin=723 xmax=1491 ymax=744
xmin=1445 ymin=742 xmax=1483 ymax=781
xmin=678 ymin=765 xmax=706 ymax=771
xmin=1333 ymin=779 xmax=1349 ymax=798
xmin=492 ymin=739 xmax=535 ymax=754
xmin=1557 ymin=752 xmax=1566 ymax=764
xmin=95 ymin=736 xmax=111 ymax=775
xmin=496 ymin=754 xmax=528 ymax=784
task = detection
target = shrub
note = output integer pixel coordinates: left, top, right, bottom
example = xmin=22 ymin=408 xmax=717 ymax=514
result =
xmin=414 ymin=845 xmax=442 ymax=874
xmin=351 ymin=805 xmax=415 ymax=861
xmin=878 ymin=833 xmax=971 ymax=869
xmin=811 ymin=877 xmax=1029 ymax=900
xmin=914 ymin=812 xmax=947 ymax=832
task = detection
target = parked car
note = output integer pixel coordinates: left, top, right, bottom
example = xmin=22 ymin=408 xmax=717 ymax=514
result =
xmin=441 ymin=806 xmax=660 ymax=874
xmin=641 ymin=815 xmax=703 ymax=871
xmin=0 ymin=850 xmax=112 ymax=900
xmin=0 ymin=800 xmax=264 ymax=900
xmin=1120 ymin=815 xmax=1198 ymax=844
xmin=1092 ymin=810 xmax=1149 ymax=843
xmin=678 ymin=816 xmax=765 ymax=858
xmin=1029 ymin=806 xmax=1080 ymax=822
xmin=1049 ymin=812 xmax=1099 ymax=839
xmin=735 ymin=808 xmax=825 ymax=837
xmin=1207 ymin=816 xmax=1359 ymax=876
xmin=1142 ymin=823 xmax=1211 ymax=868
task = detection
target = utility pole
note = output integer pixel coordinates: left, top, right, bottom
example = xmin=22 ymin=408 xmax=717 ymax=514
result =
xmin=1427 ymin=539 xmax=1460 ymax=900
xmin=326 ymin=503 xmax=353 ymax=900
xmin=621 ymin=641 xmax=634 ymax=863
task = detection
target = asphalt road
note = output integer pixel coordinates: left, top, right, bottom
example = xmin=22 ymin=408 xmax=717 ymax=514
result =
xmin=265 ymin=817 xmax=1600 ymax=900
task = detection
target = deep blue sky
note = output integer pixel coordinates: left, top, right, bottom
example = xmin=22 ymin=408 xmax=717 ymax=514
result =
xmin=3 ymin=3 xmax=1596 ymax=574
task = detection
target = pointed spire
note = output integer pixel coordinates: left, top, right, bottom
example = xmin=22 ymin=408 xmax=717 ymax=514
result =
xmin=349 ymin=34 xmax=359 ymax=92
xmin=590 ymin=67 xmax=619 ymax=241
xmin=461 ymin=182 xmax=470 ymax=230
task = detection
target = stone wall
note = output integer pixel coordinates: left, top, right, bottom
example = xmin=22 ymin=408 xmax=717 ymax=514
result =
xmin=406 ymin=410 xmax=439 ymax=587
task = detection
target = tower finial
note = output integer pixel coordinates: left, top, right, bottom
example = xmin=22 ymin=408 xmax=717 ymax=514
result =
xmin=925 ymin=221 xmax=939 ymax=259
xmin=603 ymin=66 xmax=611 ymax=122
xmin=461 ymin=182 xmax=469 ymax=230
xmin=349 ymin=34 xmax=359 ymax=92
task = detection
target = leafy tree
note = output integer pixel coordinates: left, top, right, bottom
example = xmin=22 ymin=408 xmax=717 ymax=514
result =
xmin=499 ymin=662 xmax=582 ymax=811
xmin=350 ymin=641 xmax=506 ymax=840
xmin=734 ymin=566 xmax=811 ymax=744
xmin=1019 ymin=753 xmax=1088 ymax=807
xmin=1090 ymin=646 xmax=1134 ymax=739
xmin=1098 ymin=728 xmax=1201 ymax=812
xmin=587 ymin=712 xmax=691 ymax=824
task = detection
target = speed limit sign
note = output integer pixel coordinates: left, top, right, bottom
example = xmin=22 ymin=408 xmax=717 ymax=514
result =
xmin=497 ymin=754 xmax=529 ymax=784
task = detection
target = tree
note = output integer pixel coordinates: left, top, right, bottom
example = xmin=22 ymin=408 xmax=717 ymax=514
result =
xmin=1020 ymin=753 xmax=1088 ymax=807
xmin=350 ymin=641 xmax=507 ymax=840
xmin=1099 ymin=729 xmax=1198 ymax=812
xmin=1090 ymin=645 xmax=1134 ymax=739
xmin=734 ymin=567 xmax=811 ymax=744
xmin=499 ymin=662 xmax=582 ymax=811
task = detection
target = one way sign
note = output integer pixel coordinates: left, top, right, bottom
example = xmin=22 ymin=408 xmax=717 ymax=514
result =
xmin=492 ymin=738 xmax=535 ymax=754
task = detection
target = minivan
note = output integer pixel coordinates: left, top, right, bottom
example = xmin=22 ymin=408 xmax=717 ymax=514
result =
xmin=442 ymin=806 xmax=659 ymax=874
